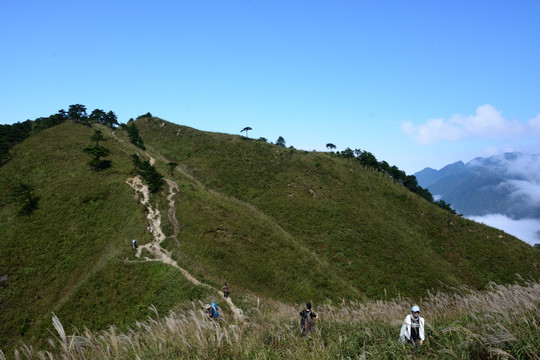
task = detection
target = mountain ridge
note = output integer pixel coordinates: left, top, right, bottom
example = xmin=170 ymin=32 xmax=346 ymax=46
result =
xmin=1 ymin=118 xmax=538 ymax=351
xmin=415 ymin=160 xmax=467 ymax=188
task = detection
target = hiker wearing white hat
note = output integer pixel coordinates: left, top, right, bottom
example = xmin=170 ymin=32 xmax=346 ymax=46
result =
xmin=399 ymin=305 xmax=425 ymax=346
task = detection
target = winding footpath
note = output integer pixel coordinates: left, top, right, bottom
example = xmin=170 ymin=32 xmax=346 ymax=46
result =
xmin=125 ymin=158 xmax=245 ymax=322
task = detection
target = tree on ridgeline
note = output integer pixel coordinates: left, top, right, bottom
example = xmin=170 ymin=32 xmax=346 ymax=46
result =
xmin=83 ymin=129 xmax=111 ymax=171
xmin=34 ymin=111 xmax=67 ymax=130
xmin=276 ymin=136 xmax=286 ymax=148
xmin=89 ymin=109 xmax=107 ymax=124
xmin=89 ymin=109 xmax=119 ymax=128
xmin=105 ymin=111 xmax=119 ymax=128
xmin=241 ymin=127 xmax=252 ymax=138
xmin=379 ymin=160 xmax=390 ymax=175
xmin=0 ymin=121 xmax=33 ymax=166
xmin=131 ymin=153 xmax=165 ymax=193
xmin=435 ymin=199 xmax=457 ymax=214
xmin=341 ymin=147 xmax=355 ymax=159
xmin=339 ymin=143 xmax=457 ymax=214
xmin=167 ymin=161 xmax=178 ymax=176
xmin=11 ymin=182 xmax=39 ymax=215
xmin=326 ymin=143 xmax=336 ymax=151
xmin=68 ymin=104 xmax=89 ymax=125
xmin=401 ymin=174 xmax=434 ymax=202
xmin=417 ymin=186 xmax=434 ymax=203
xmin=389 ymin=165 xmax=406 ymax=183
xmin=136 ymin=112 xmax=153 ymax=119
xmin=357 ymin=150 xmax=378 ymax=169
xmin=2 ymin=121 xmax=33 ymax=146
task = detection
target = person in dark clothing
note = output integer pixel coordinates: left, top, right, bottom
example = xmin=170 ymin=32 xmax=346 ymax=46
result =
xmin=223 ymin=282 xmax=229 ymax=298
xmin=299 ymin=302 xmax=318 ymax=337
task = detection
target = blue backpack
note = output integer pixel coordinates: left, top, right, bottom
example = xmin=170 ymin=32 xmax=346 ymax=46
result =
xmin=211 ymin=302 xmax=219 ymax=318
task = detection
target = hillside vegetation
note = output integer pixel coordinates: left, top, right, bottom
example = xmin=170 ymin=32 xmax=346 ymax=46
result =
xmin=136 ymin=117 xmax=539 ymax=294
xmin=1 ymin=117 xmax=539 ymax=353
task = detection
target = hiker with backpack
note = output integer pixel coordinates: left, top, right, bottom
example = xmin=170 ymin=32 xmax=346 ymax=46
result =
xmin=205 ymin=302 xmax=219 ymax=320
xmin=223 ymin=282 xmax=229 ymax=298
xmin=399 ymin=305 xmax=425 ymax=346
xmin=132 ymin=239 xmax=137 ymax=249
xmin=299 ymin=302 xmax=318 ymax=337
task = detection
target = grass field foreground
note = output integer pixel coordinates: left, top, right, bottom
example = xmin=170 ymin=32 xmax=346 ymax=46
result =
xmin=2 ymin=280 xmax=538 ymax=360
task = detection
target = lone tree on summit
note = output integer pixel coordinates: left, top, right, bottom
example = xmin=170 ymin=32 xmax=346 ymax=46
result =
xmin=276 ymin=136 xmax=286 ymax=148
xmin=326 ymin=143 xmax=336 ymax=150
xmin=241 ymin=127 xmax=252 ymax=138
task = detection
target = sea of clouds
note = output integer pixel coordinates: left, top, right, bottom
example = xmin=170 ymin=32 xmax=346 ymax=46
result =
xmin=403 ymin=104 xmax=540 ymax=246
xmin=468 ymin=214 xmax=540 ymax=246
xmin=467 ymin=153 xmax=540 ymax=246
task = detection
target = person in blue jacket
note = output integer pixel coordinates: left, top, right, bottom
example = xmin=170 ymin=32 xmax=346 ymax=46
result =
xmin=205 ymin=303 xmax=219 ymax=319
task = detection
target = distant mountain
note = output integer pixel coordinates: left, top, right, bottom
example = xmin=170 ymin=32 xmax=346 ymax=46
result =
xmin=415 ymin=152 xmax=540 ymax=219
xmin=415 ymin=161 xmax=467 ymax=188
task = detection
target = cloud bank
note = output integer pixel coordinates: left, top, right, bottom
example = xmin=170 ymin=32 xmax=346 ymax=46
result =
xmin=402 ymin=104 xmax=540 ymax=144
xmin=469 ymin=153 xmax=540 ymax=219
xmin=468 ymin=214 xmax=540 ymax=246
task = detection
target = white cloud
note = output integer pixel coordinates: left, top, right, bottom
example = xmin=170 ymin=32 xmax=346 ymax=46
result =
xmin=402 ymin=104 xmax=539 ymax=144
xmin=468 ymin=214 xmax=540 ymax=246
xmin=475 ymin=152 xmax=540 ymax=181
xmin=400 ymin=120 xmax=414 ymax=135
xmin=401 ymin=117 xmax=461 ymax=144
xmin=483 ymin=146 xmax=498 ymax=157
xmin=528 ymin=114 xmax=540 ymax=136
xmin=501 ymin=179 xmax=540 ymax=208
xmin=504 ymin=156 xmax=540 ymax=181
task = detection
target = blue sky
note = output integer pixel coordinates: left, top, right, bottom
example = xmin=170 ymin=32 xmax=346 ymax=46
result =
xmin=1 ymin=0 xmax=539 ymax=174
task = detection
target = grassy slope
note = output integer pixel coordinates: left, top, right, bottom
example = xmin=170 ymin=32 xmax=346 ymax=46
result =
xmin=0 ymin=123 xmax=211 ymax=349
xmin=136 ymin=117 xmax=540 ymax=298
xmin=0 ymin=119 xmax=539 ymax=352
xmin=0 ymin=121 xmax=353 ymax=350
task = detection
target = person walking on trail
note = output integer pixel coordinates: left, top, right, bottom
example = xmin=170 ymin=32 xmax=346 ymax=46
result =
xmin=223 ymin=282 xmax=229 ymax=298
xmin=205 ymin=302 xmax=219 ymax=320
xmin=299 ymin=302 xmax=318 ymax=337
xmin=132 ymin=239 xmax=137 ymax=249
xmin=399 ymin=305 xmax=425 ymax=346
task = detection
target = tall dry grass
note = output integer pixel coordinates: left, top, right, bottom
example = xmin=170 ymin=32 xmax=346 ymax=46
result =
xmin=3 ymin=281 xmax=539 ymax=359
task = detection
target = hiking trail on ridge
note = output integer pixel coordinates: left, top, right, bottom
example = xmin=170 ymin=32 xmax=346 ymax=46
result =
xmin=125 ymin=154 xmax=245 ymax=322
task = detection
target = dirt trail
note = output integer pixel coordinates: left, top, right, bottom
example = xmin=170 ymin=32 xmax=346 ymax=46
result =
xmin=126 ymin=166 xmax=245 ymax=322
xmin=166 ymin=179 xmax=180 ymax=246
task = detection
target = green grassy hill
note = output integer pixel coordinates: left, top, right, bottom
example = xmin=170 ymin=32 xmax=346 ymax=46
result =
xmin=1 ymin=118 xmax=538 ymax=352
xmin=136 ymin=117 xmax=539 ymax=293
